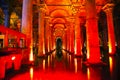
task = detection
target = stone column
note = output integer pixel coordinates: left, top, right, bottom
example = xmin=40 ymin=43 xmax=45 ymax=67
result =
xmin=49 ymin=25 xmax=52 ymax=51
xmin=67 ymin=24 xmax=70 ymax=51
xmin=21 ymin=0 xmax=33 ymax=61
xmin=22 ymin=0 xmax=33 ymax=48
xmin=74 ymin=16 xmax=82 ymax=56
xmin=62 ymin=30 xmax=67 ymax=50
xmin=38 ymin=8 xmax=45 ymax=56
xmin=45 ymin=17 xmax=50 ymax=52
xmin=85 ymin=0 xmax=101 ymax=63
xmin=70 ymin=20 xmax=75 ymax=54
xmin=102 ymin=3 xmax=116 ymax=55
xmin=51 ymin=28 xmax=54 ymax=51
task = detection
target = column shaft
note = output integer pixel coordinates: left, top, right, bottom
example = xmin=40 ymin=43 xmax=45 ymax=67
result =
xmin=45 ymin=18 xmax=50 ymax=52
xmin=38 ymin=9 xmax=45 ymax=56
xmin=102 ymin=4 xmax=116 ymax=55
xmin=22 ymin=0 xmax=33 ymax=48
xmin=70 ymin=23 xmax=75 ymax=53
xmin=67 ymin=26 xmax=70 ymax=51
xmin=75 ymin=17 xmax=82 ymax=56
xmin=85 ymin=0 xmax=101 ymax=63
xmin=21 ymin=0 xmax=33 ymax=61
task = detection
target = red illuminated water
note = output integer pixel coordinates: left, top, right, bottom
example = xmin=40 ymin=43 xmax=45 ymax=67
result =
xmin=4 ymin=51 xmax=120 ymax=80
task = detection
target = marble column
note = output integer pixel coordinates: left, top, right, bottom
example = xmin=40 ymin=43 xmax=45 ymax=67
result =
xmin=74 ymin=16 xmax=82 ymax=56
xmin=85 ymin=0 xmax=101 ymax=63
xmin=45 ymin=17 xmax=50 ymax=52
xmin=102 ymin=3 xmax=116 ymax=55
xmin=21 ymin=0 xmax=33 ymax=61
xmin=49 ymin=25 xmax=52 ymax=51
xmin=70 ymin=20 xmax=75 ymax=54
xmin=22 ymin=0 xmax=33 ymax=48
xmin=67 ymin=24 xmax=70 ymax=51
xmin=38 ymin=8 xmax=45 ymax=56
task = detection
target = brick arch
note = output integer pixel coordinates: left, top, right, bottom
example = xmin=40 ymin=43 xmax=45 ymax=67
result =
xmin=50 ymin=8 xmax=70 ymax=17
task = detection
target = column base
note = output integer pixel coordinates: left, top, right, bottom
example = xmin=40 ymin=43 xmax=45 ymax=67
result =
xmin=37 ymin=54 xmax=47 ymax=58
xmin=109 ymin=53 xmax=116 ymax=56
xmin=83 ymin=61 xmax=107 ymax=67
xmin=28 ymin=61 xmax=34 ymax=66
xmin=74 ymin=54 xmax=82 ymax=58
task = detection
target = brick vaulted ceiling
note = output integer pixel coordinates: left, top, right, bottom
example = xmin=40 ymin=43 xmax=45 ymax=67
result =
xmin=0 ymin=0 xmax=119 ymax=37
xmin=33 ymin=0 xmax=108 ymax=37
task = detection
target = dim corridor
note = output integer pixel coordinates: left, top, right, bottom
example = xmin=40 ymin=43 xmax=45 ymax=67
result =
xmin=4 ymin=50 xmax=120 ymax=80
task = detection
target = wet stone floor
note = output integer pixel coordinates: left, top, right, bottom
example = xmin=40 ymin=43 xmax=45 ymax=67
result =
xmin=3 ymin=51 xmax=120 ymax=80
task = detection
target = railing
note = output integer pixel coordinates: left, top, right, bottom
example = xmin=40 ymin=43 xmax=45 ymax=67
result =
xmin=0 ymin=25 xmax=26 ymax=48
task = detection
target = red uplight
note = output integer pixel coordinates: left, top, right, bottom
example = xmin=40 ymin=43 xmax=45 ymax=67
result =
xmin=12 ymin=56 xmax=16 ymax=60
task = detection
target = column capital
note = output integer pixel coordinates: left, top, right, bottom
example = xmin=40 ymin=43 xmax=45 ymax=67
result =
xmin=102 ymin=3 xmax=114 ymax=13
xmin=38 ymin=3 xmax=49 ymax=14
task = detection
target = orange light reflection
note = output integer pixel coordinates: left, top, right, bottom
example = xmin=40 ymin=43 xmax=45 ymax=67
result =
xmin=87 ymin=68 xmax=90 ymax=80
xmin=74 ymin=58 xmax=77 ymax=73
xmin=48 ymin=55 xmax=50 ymax=68
xmin=43 ymin=59 xmax=45 ymax=70
xmin=109 ymin=56 xmax=113 ymax=72
xmin=30 ymin=67 xmax=33 ymax=80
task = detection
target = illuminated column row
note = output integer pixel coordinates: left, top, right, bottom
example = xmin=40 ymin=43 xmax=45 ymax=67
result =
xmin=102 ymin=3 xmax=116 ymax=55
xmin=85 ymin=0 xmax=101 ymax=63
xmin=38 ymin=8 xmax=45 ymax=56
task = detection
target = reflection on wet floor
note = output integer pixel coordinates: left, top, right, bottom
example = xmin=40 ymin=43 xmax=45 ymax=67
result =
xmin=4 ymin=50 xmax=120 ymax=80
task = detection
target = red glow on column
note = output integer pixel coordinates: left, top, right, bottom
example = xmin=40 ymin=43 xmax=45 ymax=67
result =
xmin=108 ymin=42 xmax=112 ymax=54
xmin=74 ymin=45 xmax=77 ymax=55
xmin=43 ymin=45 xmax=45 ymax=55
xmin=86 ymin=20 xmax=101 ymax=63
xmin=29 ymin=47 xmax=34 ymax=62
xmin=102 ymin=4 xmax=116 ymax=55
xmin=87 ymin=45 xmax=90 ymax=59
xmin=48 ymin=55 xmax=50 ymax=67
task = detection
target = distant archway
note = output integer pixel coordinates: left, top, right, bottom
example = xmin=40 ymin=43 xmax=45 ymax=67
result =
xmin=56 ymin=37 xmax=63 ymax=58
xmin=56 ymin=37 xmax=62 ymax=50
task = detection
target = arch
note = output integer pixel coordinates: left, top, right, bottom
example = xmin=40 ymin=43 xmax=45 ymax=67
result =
xmin=56 ymin=37 xmax=63 ymax=58
xmin=50 ymin=8 xmax=70 ymax=17
xmin=52 ymin=18 xmax=66 ymax=24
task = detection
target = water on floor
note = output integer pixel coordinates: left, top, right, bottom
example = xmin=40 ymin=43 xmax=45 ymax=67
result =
xmin=4 ymin=50 xmax=120 ymax=80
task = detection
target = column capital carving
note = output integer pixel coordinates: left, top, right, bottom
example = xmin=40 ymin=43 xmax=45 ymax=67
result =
xmin=102 ymin=3 xmax=114 ymax=13
xmin=38 ymin=3 xmax=48 ymax=14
